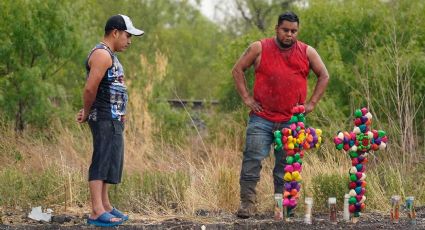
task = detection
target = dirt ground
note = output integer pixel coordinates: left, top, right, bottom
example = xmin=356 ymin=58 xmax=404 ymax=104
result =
xmin=1 ymin=207 xmax=424 ymax=229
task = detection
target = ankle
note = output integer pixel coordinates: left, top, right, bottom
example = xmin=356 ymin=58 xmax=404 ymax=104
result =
xmin=103 ymin=204 xmax=113 ymax=212
xmin=92 ymin=206 xmax=106 ymax=216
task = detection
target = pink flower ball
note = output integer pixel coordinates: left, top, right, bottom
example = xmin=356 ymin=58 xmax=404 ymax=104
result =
xmin=283 ymin=198 xmax=290 ymax=206
xmin=293 ymin=162 xmax=301 ymax=172
xmin=284 ymin=165 xmax=294 ymax=173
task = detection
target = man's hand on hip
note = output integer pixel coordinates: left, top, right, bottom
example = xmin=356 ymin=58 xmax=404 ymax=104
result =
xmin=243 ymin=96 xmax=263 ymax=113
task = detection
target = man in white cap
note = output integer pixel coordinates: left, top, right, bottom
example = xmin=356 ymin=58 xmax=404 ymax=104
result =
xmin=76 ymin=14 xmax=143 ymax=227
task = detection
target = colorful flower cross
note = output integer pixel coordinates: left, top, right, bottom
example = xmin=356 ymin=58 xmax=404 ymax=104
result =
xmin=333 ymin=107 xmax=388 ymax=221
xmin=274 ymin=105 xmax=322 ymax=219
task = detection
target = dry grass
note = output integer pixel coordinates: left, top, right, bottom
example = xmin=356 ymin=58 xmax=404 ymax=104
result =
xmin=0 ymin=52 xmax=424 ymax=217
xmin=0 ymin=109 xmax=423 ymax=216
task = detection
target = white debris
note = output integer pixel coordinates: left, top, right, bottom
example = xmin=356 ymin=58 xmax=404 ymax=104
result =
xmin=28 ymin=206 xmax=52 ymax=222
xmin=201 ymin=225 xmax=206 ymax=230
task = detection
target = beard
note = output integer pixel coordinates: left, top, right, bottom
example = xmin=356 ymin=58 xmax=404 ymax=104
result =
xmin=276 ymin=37 xmax=295 ymax=49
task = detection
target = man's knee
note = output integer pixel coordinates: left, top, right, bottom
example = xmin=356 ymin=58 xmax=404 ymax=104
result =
xmin=240 ymin=160 xmax=263 ymax=182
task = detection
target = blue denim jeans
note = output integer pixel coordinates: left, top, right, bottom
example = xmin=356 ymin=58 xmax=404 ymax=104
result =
xmin=240 ymin=114 xmax=290 ymax=193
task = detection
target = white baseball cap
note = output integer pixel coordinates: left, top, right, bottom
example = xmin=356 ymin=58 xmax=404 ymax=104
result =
xmin=105 ymin=14 xmax=144 ymax=36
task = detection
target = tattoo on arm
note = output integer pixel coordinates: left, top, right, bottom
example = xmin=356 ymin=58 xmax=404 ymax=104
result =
xmin=242 ymin=46 xmax=252 ymax=57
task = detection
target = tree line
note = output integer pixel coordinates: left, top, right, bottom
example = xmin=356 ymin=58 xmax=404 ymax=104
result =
xmin=1 ymin=0 xmax=424 ymax=157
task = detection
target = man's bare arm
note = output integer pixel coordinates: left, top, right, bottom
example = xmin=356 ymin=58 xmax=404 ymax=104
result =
xmin=305 ymin=46 xmax=329 ymax=114
xmin=231 ymin=41 xmax=262 ymax=112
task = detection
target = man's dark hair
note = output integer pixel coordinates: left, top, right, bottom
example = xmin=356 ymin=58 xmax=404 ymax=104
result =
xmin=104 ymin=15 xmax=127 ymax=36
xmin=278 ymin=11 xmax=299 ymax=25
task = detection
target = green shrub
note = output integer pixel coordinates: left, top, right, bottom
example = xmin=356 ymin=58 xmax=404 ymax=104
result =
xmin=0 ymin=165 xmax=88 ymax=208
xmin=0 ymin=167 xmax=27 ymax=206
xmin=311 ymin=173 xmax=348 ymax=211
xmin=150 ymin=102 xmax=191 ymax=144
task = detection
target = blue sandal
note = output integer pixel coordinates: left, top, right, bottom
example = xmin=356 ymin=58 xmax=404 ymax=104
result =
xmin=87 ymin=212 xmax=123 ymax=227
xmin=110 ymin=208 xmax=129 ymax=221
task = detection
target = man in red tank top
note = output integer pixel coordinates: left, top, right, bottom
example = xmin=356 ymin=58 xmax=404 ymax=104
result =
xmin=232 ymin=11 xmax=329 ymax=218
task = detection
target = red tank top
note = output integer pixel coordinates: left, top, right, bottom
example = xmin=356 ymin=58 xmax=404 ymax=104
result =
xmin=252 ymin=38 xmax=310 ymax=122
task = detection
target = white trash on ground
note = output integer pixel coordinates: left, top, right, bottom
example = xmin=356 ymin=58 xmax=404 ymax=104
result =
xmin=28 ymin=206 xmax=53 ymax=222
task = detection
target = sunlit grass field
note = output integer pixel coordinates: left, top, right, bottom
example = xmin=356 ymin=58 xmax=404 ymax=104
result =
xmin=0 ymin=98 xmax=423 ymax=217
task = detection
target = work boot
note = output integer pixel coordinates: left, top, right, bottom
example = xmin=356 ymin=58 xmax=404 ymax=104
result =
xmin=236 ymin=198 xmax=257 ymax=219
xmin=236 ymin=181 xmax=257 ymax=219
